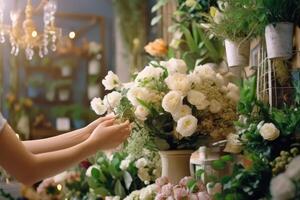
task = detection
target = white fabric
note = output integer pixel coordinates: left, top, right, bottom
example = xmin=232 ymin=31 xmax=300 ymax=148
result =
xmin=0 ymin=112 xmax=7 ymax=133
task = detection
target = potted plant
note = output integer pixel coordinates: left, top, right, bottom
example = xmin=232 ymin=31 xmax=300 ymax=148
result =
xmin=258 ymin=0 xmax=300 ymax=59
xmin=211 ymin=1 xmax=263 ymax=67
xmin=90 ymin=59 xmax=239 ymax=183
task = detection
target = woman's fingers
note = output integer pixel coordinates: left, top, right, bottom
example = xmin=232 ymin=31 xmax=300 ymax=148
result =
xmin=98 ymin=114 xmax=115 ymax=123
xmin=99 ymin=118 xmax=115 ymax=127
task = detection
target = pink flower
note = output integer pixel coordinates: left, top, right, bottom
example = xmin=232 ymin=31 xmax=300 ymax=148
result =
xmin=173 ymin=186 xmax=188 ymax=199
xmin=197 ymin=191 xmax=211 ymax=200
xmin=179 ymin=177 xmax=194 ymax=187
xmin=161 ymin=183 xmax=174 ymax=197
xmin=196 ymin=181 xmax=206 ymax=192
xmin=156 ymin=177 xmax=169 ymax=187
xmin=155 ymin=193 xmax=167 ymax=200
xmin=188 ymin=194 xmax=199 ymax=200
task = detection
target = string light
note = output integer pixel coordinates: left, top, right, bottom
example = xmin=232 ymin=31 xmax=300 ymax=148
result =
xmin=68 ymin=31 xmax=76 ymax=39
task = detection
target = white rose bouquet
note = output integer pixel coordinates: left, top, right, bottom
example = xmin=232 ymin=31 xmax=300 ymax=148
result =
xmin=91 ymin=58 xmax=239 ymax=150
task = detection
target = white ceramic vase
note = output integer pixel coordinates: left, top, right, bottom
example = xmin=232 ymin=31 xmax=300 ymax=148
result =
xmin=265 ymin=22 xmax=294 ymax=59
xmin=225 ymin=39 xmax=250 ymax=67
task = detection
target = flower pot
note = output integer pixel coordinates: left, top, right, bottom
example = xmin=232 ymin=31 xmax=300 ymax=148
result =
xmin=58 ymin=89 xmax=70 ymax=101
xmin=88 ymin=59 xmax=101 ymax=75
xmin=56 ymin=117 xmax=71 ymax=131
xmin=73 ymin=119 xmax=85 ymax=129
xmin=159 ymin=150 xmax=193 ymax=184
xmin=265 ymin=22 xmax=294 ymax=59
xmin=225 ymin=39 xmax=250 ymax=67
xmin=61 ymin=66 xmax=72 ymax=77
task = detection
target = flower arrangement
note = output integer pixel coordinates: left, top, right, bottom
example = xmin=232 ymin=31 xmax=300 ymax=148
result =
xmin=91 ymin=58 xmax=239 ymax=150
xmin=123 ymin=176 xmax=212 ymax=200
xmin=85 ymin=150 xmax=161 ymax=199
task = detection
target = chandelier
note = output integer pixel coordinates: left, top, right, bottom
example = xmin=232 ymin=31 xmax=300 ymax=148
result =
xmin=0 ymin=0 xmax=62 ymax=60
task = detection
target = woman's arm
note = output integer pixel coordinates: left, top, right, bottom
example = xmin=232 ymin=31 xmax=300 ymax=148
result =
xmin=22 ymin=115 xmax=114 ymax=154
xmin=0 ymin=119 xmax=130 ymax=186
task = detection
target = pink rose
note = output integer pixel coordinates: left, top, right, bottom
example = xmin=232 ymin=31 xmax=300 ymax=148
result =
xmin=197 ymin=191 xmax=211 ymax=200
xmin=155 ymin=193 xmax=167 ymax=200
xmin=173 ymin=186 xmax=188 ymax=199
xmin=188 ymin=194 xmax=199 ymax=200
xmin=179 ymin=177 xmax=194 ymax=187
xmin=161 ymin=183 xmax=174 ymax=197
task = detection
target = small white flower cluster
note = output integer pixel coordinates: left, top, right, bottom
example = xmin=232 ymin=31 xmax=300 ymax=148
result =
xmin=120 ymin=149 xmax=161 ymax=185
xmin=123 ymin=184 xmax=158 ymax=200
xmin=270 ymin=156 xmax=300 ymax=200
xmin=90 ymin=71 xmax=122 ymax=115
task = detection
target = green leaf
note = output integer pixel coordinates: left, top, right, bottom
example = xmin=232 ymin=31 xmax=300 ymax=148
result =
xmin=93 ymin=187 xmax=110 ymax=197
xmin=91 ymin=168 xmax=100 ymax=179
xmin=212 ymin=160 xmax=226 ymax=170
xmin=180 ymin=25 xmax=198 ymax=52
xmin=123 ymin=171 xmax=133 ymax=190
xmin=151 ymin=15 xmax=162 ymax=26
xmin=221 ymin=155 xmax=234 ymax=163
xmin=187 ymin=179 xmax=197 ymax=192
xmin=114 ymin=180 xmax=126 ymax=198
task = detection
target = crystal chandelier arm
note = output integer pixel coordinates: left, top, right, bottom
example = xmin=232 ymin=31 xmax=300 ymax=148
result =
xmin=34 ymin=0 xmax=48 ymax=13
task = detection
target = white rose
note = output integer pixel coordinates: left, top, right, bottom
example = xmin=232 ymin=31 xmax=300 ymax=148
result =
xmin=188 ymin=72 xmax=202 ymax=87
xmin=172 ymin=105 xmax=192 ymax=121
xmin=103 ymin=91 xmax=122 ymax=109
xmin=160 ymin=58 xmax=187 ymax=75
xmin=176 ymin=115 xmax=198 ymax=137
xmin=165 ymin=73 xmax=191 ymax=94
xmin=187 ymin=90 xmax=210 ymax=110
xmin=194 ymin=64 xmax=217 ymax=82
xmin=102 ymin=71 xmax=121 ymax=90
xmin=134 ymin=106 xmax=149 ymax=121
xmin=286 ymin=156 xmax=300 ymax=181
xmin=209 ymin=99 xmax=222 ymax=113
xmin=259 ymin=123 xmax=280 ymax=141
xmin=135 ymin=158 xmax=148 ymax=169
xmin=162 ymin=91 xmax=183 ymax=113
xmin=105 ymin=197 xmax=121 ymax=200
xmin=185 ymin=0 xmax=197 ymax=7
xmin=120 ymin=159 xmax=131 ymax=171
xmin=91 ymin=97 xmax=107 ymax=115
xmin=127 ymin=86 xmax=150 ymax=106
xmin=86 ymin=165 xmax=100 ymax=177
xmin=138 ymin=168 xmax=151 ymax=182
xmin=270 ymin=174 xmax=296 ymax=200
xmin=135 ymin=66 xmax=164 ymax=83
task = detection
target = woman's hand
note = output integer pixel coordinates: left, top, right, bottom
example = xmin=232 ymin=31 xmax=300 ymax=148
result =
xmin=86 ymin=118 xmax=131 ymax=151
xmin=86 ymin=114 xmax=116 ymax=131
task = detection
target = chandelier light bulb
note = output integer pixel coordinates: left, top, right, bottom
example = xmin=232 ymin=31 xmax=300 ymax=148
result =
xmin=31 ymin=30 xmax=37 ymax=38
xmin=69 ymin=31 xmax=76 ymax=39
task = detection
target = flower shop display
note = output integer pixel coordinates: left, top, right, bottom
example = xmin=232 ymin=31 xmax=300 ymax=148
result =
xmin=91 ymin=58 xmax=239 ymax=183
xmin=204 ymin=74 xmax=300 ymax=200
